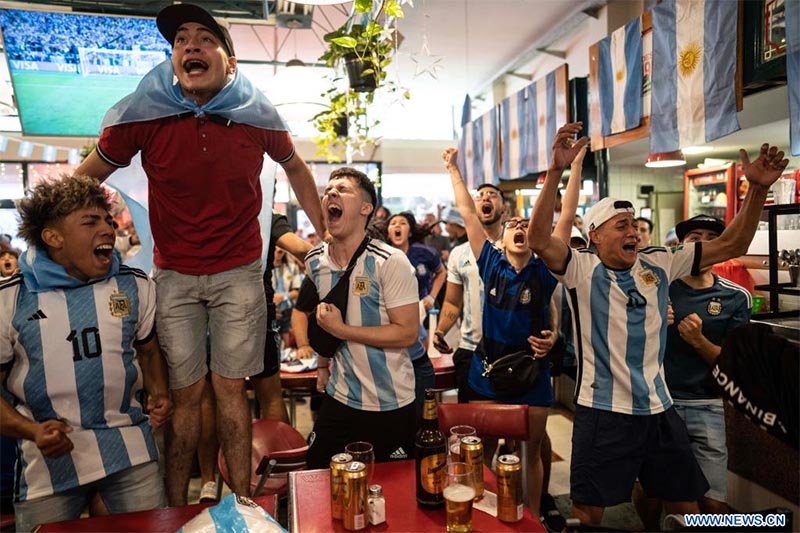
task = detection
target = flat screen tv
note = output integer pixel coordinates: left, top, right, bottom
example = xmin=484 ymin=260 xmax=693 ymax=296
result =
xmin=0 ymin=9 xmax=171 ymax=136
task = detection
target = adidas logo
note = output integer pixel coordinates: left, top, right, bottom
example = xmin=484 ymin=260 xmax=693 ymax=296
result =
xmin=388 ymin=446 xmax=407 ymax=460
xmin=27 ymin=310 xmax=47 ymax=321
xmin=489 ymin=287 xmax=497 ymax=297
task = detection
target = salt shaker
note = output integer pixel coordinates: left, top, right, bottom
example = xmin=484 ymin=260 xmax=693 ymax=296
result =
xmin=367 ymin=484 xmax=386 ymax=525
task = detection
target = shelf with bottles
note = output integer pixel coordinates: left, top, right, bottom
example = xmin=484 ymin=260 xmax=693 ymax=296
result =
xmin=752 ymin=203 xmax=800 ymax=319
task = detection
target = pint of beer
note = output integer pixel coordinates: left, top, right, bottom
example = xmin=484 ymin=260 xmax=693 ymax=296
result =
xmin=443 ymin=462 xmax=476 ymax=532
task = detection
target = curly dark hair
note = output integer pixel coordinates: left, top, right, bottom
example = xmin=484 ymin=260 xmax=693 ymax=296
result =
xmin=386 ymin=212 xmax=429 ymax=245
xmin=17 ymin=174 xmax=110 ymax=249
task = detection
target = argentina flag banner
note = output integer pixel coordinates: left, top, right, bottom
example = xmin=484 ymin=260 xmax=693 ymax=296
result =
xmin=499 ymin=85 xmax=530 ymax=180
xmin=787 ymin=0 xmax=799 ymax=156
xmin=459 ymin=107 xmax=499 ymax=188
xmin=650 ymin=0 xmax=739 ymax=153
xmin=529 ymin=71 xmax=558 ymax=174
xmin=598 ymin=17 xmax=642 ymax=136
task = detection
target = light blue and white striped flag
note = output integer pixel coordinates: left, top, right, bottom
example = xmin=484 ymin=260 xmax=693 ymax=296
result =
xmin=68 ymin=148 xmax=81 ymax=166
xmin=598 ymin=17 xmax=642 ymax=136
xmin=650 ymin=0 xmax=739 ymax=153
xmin=42 ymin=145 xmax=57 ymax=163
xmin=528 ymin=71 xmax=558 ymax=174
xmin=17 ymin=141 xmax=33 ymax=158
xmin=0 ymin=136 xmax=7 ymax=152
xmin=787 ymin=0 xmax=800 ymax=156
xmin=459 ymin=108 xmax=498 ymax=189
xmin=500 ymin=71 xmax=557 ymax=179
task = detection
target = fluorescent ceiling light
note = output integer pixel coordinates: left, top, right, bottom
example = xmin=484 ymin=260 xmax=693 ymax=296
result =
xmin=645 ymin=150 xmax=686 ymax=168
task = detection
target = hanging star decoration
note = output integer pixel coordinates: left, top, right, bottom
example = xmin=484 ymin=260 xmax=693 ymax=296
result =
xmin=410 ymin=34 xmax=443 ymax=80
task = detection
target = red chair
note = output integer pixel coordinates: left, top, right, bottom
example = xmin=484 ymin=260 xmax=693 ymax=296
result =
xmin=217 ymin=419 xmax=308 ymax=498
xmin=438 ymin=403 xmax=530 ymax=501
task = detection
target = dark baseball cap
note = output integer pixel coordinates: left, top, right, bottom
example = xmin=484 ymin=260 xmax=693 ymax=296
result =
xmin=675 ymin=215 xmax=725 ymax=242
xmin=157 ymin=4 xmax=235 ymax=57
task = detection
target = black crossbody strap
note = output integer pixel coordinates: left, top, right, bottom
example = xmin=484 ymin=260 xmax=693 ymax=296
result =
xmin=322 ymin=236 xmax=370 ymax=299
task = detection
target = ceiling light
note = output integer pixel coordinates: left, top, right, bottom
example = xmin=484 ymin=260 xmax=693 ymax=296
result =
xmin=645 ymin=150 xmax=686 ymax=168
xmin=682 ymin=145 xmax=714 ymax=155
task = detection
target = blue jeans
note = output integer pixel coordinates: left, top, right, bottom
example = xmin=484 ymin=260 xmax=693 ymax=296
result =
xmin=673 ymin=401 xmax=727 ymax=502
xmin=14 ymin=461 xmax=165 ymax=532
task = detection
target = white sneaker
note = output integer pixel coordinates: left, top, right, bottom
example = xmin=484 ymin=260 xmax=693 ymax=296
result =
xmin=199 ymin=481 xmax=218 ymax=503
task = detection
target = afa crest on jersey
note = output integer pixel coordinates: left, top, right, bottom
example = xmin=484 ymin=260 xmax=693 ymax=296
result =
xmin=707 ymin=298 xmax=722 ymax=316
xmin=353 ymin=277 xmax=370 ymax=296
xmin=638 ymin=268 xmax=659 ymax=287
xmin=109 ymin=291 xmax=131 ymax=318
xmin=519 ymin=288 xmax=531 ymax=304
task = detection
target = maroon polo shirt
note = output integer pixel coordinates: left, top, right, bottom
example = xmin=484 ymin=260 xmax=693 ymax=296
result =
xmin=98 ymin=115 xmax=294 ymax=275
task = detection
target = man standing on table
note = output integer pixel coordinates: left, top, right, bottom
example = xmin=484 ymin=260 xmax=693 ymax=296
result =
xmin=296 ymin=168 xmax=420 ymax=469
xmin=76 ymin=4 xmax=325 ymax=505
xmin=0 ymin=176 xmax=172 ymax=531
xmin=528 ymin=126 xmax=788 ymax=527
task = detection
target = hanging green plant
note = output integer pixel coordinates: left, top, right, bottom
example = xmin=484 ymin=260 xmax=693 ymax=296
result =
xmin=314 ymin=0 xmax=410 ymax=162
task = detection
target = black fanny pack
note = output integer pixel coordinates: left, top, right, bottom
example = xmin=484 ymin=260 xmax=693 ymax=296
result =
xmin=479 ymin=343 xmax=548 ymax=396
xmin=304 ymin=237 xmax=369 ymax=358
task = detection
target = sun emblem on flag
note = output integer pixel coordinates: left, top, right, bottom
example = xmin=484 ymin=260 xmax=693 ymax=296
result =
xmin=678 ymin=42 xmax=702 ymax=78
xmin=511 ymin=128 xmax=518 ymax=140
xmin=539 ymin=114 xmax=545 ymax=127
xmin=615 ymin=69 xmax=625 ymax=82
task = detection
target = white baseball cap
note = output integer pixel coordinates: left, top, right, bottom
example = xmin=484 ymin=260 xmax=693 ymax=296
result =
xmin=584 ymin=197 xmax=635 ymax=232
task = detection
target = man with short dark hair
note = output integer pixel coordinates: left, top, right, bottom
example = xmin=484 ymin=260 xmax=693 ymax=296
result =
xmin=634 ymin=216 xmax=653 ymax=248
xmin=297 ymin=168 xmax=420 ymax=469
xmin=0 ymin=175 xmax=172 ymax=531
xmin=0 ymin=248 xmax=18 ymax=278
xmin=76 ymin=3 xmax=326 ymax=505
xmin=530 ymin=128 xmax=788 ymax=526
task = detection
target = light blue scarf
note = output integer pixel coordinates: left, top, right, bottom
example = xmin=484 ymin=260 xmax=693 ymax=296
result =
xmin=20 ymin=247 xmax=121 ymax=293
xmin=100 ymin=60 xmax=288 ymax=132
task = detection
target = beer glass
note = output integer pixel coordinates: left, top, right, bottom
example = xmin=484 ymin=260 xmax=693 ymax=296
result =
xmin=448 ymin=425 xmax=476 ymax=463
xmin=444 ymin=462 xmax=476 ymax=532
xmin=345 ymin=441 xmax=375 ymax=483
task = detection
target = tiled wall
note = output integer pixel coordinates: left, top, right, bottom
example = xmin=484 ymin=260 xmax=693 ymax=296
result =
xmin=607 ymin=165 xmax=685 ymax=212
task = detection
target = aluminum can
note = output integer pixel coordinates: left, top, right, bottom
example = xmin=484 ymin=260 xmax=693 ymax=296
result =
xmin=496 ymin=454 xmax=523 ymax=523
xmin=330 ymin=452 xmax=352 ymax=520
xmin=342 ymin=461 xmax=368 ymax=530
xmin=459 ymin=436 xmax=484 ymax=499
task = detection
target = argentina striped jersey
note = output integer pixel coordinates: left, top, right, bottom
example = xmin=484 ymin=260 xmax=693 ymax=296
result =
xmin=305 ymin=239 xmax=418 ymax=412
xmin=0 ymin=266 xmax=159 ymax=501
xmin=553 ymin=243 xmax=700 ymax=415
xmin=446 ymin=242 xmax=483 ymax=351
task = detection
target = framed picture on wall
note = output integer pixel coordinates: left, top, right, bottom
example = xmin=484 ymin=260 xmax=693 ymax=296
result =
xmin=743 ymin=0 xmax=787 ymax=95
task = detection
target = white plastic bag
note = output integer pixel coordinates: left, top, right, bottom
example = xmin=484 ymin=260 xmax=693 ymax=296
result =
xmin=177 ymin=494 xmax=286 ymax=533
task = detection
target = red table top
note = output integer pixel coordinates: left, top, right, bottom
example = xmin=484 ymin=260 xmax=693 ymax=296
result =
xmin=288 ymin=460 xmax=543 ymax=533
xmin=281 ymin=352 xmax=456 ymax=391
xmin=36 ymin=495 xmax=277 ymax=532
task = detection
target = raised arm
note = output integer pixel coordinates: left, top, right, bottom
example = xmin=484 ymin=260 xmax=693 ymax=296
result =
xmin=700 ymin=144 xmax=789 ymax=269
xmin=75 ymin=149 xmax=117 ymax=182
xmin=442 ymin=148 xmax=489 ymax=260
xmin=553 ymin=146 xmax=587 ymax=243
xmin=281 ymin=153 xmax=328 ymax=238
xmin=528 ymin=123 xmax=588 ymax=272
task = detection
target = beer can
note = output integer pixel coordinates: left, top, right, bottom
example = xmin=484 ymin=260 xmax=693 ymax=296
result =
xmin=330 ymin=452 xmax=352 ymax=520
xmin=496 ymin=454 xmax=523 ymax=523
xmin=459 ymin=436 xmax=484 ymax=499
xmin=342 ymin=461 xmax=368 ymax=531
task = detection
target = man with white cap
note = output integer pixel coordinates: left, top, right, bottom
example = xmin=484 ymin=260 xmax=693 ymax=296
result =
xmin=529 ymin=132 xmax=789 ymax=527
xmin=443 ymin=207 xmax=468 ymax=247
xmin=77 ymin=3 xmax=326 ymax=505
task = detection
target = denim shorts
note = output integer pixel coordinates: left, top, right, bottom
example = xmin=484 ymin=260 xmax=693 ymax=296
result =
xmin=673 ymin=401 xmax=728 ymax=502
xmin=14 ymin=461 xmax=165 ymax=532
xmin=153 ymin=259 xmax=267 ymax=388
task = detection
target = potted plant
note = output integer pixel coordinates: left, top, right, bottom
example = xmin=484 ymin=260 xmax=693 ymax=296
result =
xmin=314 ymin=0 xmax=408 ymax=161
xmin=319 ymin=0 xmax=404 ymax=92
